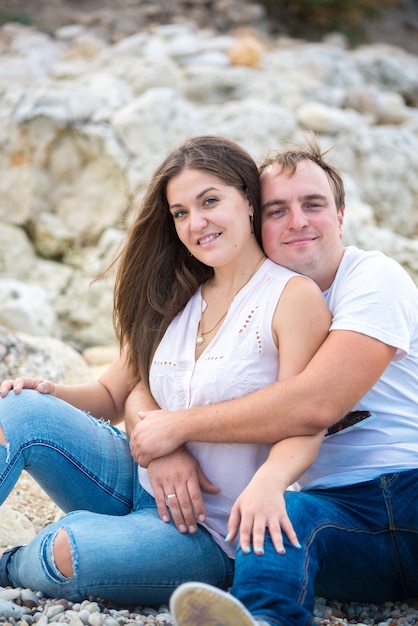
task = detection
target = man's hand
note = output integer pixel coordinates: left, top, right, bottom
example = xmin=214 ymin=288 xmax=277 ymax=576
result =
xmin=129 ymin=409 xmax=185 ymax=467
xmin=147 ymin=446 xmax=219 ymax=533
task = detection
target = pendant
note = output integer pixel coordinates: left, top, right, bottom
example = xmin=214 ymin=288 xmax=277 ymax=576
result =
xmin=196 ymin=335 xmax=204 ymax=346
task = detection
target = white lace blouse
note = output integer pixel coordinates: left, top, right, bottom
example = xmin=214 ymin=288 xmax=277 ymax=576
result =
xmin=138 ymin=258 xmax=302 ymax=557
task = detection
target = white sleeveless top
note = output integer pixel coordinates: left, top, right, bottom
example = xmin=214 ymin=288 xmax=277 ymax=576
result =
xmin=138 ymin=259 xmax=302 ymax=557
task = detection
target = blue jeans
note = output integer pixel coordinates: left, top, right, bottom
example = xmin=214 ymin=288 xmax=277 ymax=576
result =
xmin=0 ymin=391 xmax=234 ymax=604
xmin=232 ymin=469 xmax=418 ymax=626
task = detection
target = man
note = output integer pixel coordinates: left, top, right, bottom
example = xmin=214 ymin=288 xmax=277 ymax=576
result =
xmin=127 ymin=136 xmax=418 ymax=625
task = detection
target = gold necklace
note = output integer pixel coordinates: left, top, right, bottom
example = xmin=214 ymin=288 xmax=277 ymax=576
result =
xmin=196 ymin=252 xmax=266 ymax=347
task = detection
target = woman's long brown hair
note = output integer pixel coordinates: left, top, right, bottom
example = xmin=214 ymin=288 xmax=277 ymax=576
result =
xmin=113 ymin=135 xmax=261 ymax=390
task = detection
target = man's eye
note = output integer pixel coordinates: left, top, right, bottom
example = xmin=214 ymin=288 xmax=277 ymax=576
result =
xmin=306 ymin=203 xmax=322 ymax=210
xmin=267 ymin=208 xmax=284 ymax=217
xmin=203 ymin=197 xmax=218 ymax=206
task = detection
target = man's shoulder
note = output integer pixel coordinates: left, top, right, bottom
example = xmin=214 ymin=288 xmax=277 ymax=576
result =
xmin=343 ymin=245 xmax=386 ymax=265
xmin=341 ymin=246 xmax=408 ymax=279
xmin=332 ymin=246 xmax=417 ymax=305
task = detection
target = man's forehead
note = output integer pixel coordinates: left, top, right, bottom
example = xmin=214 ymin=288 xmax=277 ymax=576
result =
xmin=260 ymin=162 xmax=288 ymax=178
xmin=261 ymin=160 xmax=330 ymax=188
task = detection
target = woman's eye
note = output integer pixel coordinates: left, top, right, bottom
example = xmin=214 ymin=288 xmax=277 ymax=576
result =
xmin=172 ymin=209 xmax=187 ymax=219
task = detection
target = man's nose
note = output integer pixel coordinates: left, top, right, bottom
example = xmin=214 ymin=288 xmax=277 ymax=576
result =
xmin=287 ymin=207 xmax=308 ymax=230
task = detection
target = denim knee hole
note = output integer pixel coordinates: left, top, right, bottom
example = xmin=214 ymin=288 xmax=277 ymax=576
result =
xmin=53 ymin=529 xmax=75 ymax=578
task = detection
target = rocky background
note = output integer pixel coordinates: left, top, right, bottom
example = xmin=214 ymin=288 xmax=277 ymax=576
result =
xmin=0 ymin=0 xmax=417 ymax=373
xmin=0 ymin=2 xmax=417 ymax=619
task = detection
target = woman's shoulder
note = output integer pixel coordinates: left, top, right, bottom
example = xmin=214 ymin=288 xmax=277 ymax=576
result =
xmin=263 ymin=258 xmax=298 ymax=278
xmin=262 ymin=258 xmax=312 ymax=286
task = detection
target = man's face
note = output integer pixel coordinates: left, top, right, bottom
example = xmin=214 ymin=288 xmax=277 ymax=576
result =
xmin=260 ymin=160 xmax=344 ymax=290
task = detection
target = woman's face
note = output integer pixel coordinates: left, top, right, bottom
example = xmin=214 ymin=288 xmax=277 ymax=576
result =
xmin=167 ymin=168 xmax=254 ymax=268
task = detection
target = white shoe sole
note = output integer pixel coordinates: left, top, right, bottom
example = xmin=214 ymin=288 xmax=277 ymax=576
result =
xmin=170 ymin=582 xmax=256 ymax=626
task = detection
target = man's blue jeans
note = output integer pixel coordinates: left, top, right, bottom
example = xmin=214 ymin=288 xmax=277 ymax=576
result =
xmin=0 ymin=391 xmax=234 ymax=604
xmin=232 ymin=469 xmax=418 ymax=626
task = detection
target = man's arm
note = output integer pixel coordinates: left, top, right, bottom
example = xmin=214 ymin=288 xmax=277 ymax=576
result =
xmin=131 ymin=330 xmax=396 ymax=466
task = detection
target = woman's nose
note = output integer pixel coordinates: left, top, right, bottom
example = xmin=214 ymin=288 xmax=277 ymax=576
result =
xmin=189 ymin=208 xmax=207 ymax=231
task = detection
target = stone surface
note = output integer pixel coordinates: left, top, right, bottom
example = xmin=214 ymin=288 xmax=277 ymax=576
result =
xmin=0 ymin=19 xmax=417 ymax=354
xmin=0 ymin=502 xmax=37 ymax=549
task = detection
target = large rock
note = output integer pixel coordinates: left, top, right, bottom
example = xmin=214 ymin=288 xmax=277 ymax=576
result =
xmin=0 ymin=20 xmax=417 ymax=352
xmin=0 ymin=326 xmax=94 ymax=383
xmin=0 ymin=504 xmax=36 ymax=549
xmin=0 ymin=279 xmax=57 ymax=337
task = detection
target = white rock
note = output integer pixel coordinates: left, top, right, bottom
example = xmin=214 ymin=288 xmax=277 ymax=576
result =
xmin=20 ymin=334 xmax=95 ymax=384
xmin=376 ymin=91 xmax=412 ymax=124
xmin=0 ymin=503 xmax=36 ymax=548
xmin=0 ymin=20 xmax=417 ymax=348
xmin=15 ymin=83 xmax=103 ymax=126
xmin=297 ymin=101 xmax=364 ymax=134
xmin=200 ymin=99 xmax=296 ymax=159
xmin=0 ymin=279 xmax=57 ymax=337
xmin=111 ymin=87 xmax=203 ymax=162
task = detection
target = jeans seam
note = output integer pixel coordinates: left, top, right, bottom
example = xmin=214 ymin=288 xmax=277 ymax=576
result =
xmin=380 ymin=472 xmax=410 ymax=598
xmin=300 ymin=522 xmax=391 ymax=606
xmin=1 ymin=441 xmax=133 ymax=508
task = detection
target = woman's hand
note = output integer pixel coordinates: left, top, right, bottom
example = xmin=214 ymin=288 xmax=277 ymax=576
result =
xmin=0 ymin=377 xmax=55 ymax=397
xmin=147 ymin=446 xmax=219 ymax=534
xmin=226 ymin=467 xmax=300 ymax=556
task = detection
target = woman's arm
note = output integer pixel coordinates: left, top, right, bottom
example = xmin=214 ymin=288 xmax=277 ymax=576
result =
xmin=125 ymin=380 xmax=219 ymax=533
xmin=0 ymin=349 xmax=133 ymax=425
xmin=124 ymin=380 xmax=158 ymax=436
xmin=227 ymin=431 xmax=324 ymax=554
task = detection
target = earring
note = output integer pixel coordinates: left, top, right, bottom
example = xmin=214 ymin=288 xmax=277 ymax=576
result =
xmin=250 ymin=215 xmax=254 ymax=233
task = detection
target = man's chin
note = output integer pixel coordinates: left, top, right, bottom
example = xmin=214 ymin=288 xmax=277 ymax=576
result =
xmin=269 ymin=254 xmax=314 ymax=277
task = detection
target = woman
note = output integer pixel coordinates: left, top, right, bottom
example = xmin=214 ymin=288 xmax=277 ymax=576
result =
xmin=0 ymin=136 xmax=330 ymax=605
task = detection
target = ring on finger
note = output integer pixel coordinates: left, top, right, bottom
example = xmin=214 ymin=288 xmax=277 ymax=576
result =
xmin=166 ymin=493 xmax=177 ymax=500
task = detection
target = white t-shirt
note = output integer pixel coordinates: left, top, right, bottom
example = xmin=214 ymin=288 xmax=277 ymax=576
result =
xmin=299 ymin=246 xmax=418 ymax=491
xmin=138 ymin=259 xmax=303 ymax=556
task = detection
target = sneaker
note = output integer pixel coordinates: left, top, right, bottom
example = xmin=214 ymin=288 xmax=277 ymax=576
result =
xmin=170 ymin=582 xmax=267 ymax=626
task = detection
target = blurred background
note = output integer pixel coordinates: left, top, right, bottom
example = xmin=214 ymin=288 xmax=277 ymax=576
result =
xmin=1 ymin=0 xmax=417 ymax=52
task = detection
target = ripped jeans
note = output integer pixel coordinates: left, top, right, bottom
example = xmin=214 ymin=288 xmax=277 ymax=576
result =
xmin=0 ymin=391 xmax=234 ymax=605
